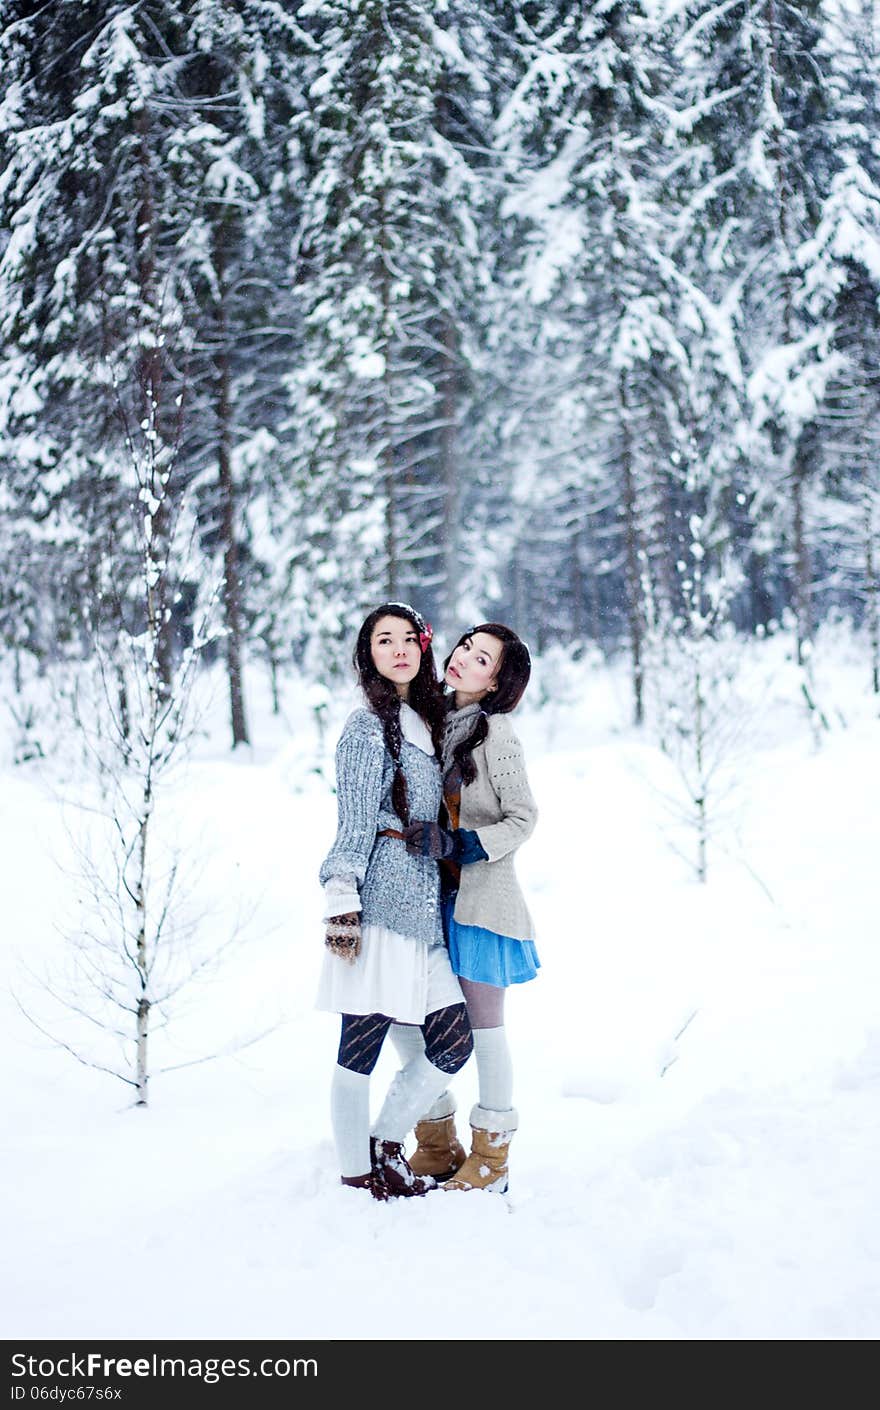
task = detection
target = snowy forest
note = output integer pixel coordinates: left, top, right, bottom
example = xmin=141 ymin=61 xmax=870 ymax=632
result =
xmin=3 ymin=3 xmax=880 ymax=1344
xmin=1 ymin=0 xmax=879 ymax=753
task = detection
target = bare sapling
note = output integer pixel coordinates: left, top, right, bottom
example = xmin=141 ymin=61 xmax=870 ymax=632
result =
xmin=15 ymin=377 xmax=268 ymax=1105
xmin=644 ymin=516 xmax=752 ymax=883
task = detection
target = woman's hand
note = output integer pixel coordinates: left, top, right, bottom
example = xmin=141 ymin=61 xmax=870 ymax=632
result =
xmin=325 ymin=913 xmax=361 ymax=962
xmin=403 ymin=821 xmax=456 ymax=859
xmin=404 ymin=821 xmax=489 ymax=865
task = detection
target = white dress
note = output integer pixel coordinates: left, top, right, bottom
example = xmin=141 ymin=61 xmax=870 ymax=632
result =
xmin=315 ymin=703 xmax=463 ymax=1024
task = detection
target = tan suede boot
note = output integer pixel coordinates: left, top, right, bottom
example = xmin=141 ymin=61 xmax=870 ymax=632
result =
xmin=443 ymin=1105 xmax=518 ymax=1194
xmin=408 ymin=1091 xmax=466 ymax=1180
xmin=410 ymin=1115 xmax=467 ymax=1180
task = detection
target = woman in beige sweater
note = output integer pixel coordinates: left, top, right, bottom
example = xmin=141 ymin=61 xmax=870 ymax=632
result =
xmin=395 ymin=623 xmax=539 ymax=1193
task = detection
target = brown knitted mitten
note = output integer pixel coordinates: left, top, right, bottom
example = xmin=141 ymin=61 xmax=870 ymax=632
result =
xmin=325 ymin=913 xmax=361 ymax=963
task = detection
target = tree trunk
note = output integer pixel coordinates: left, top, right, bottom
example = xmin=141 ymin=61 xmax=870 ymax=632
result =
xmin=693 ymin=651 xmax=707 ymax=883
xmin=379 ymin=189 xmax=398 ymax=597
xmin=135 ymin=994 xmax=150 ymax=1106
xmin=791 ymin=437 xmax=812 ymax=666
xmin=766 ymin=1 xmax=816 ymax=672
xmin=213 ymin=232 xmax=249 ymax=748
xmin=135 ymin=106 xmax=174 ymax=694
xmin=435 ymin=81 xmax=460 ymax=633
xmin=619 ymin=375 xmax=645 ymax=725
xmin=513 ymin=543 xmax=526 ymax=638
xmin=133 ymin=626 xmax=157 ymax=1108
xmin=572 ymin=516 xmax=588 ymax=644
xmin=269 ymin=648 xmax=281 ymax=716
xmin=864 ymin=473 xmax=879 ymax=695
xmin=440 ymin=314 xmax=459 ymax=633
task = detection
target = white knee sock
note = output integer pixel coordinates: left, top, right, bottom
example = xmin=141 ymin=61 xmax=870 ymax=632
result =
xmin=389 ymin=1022 xmax=425 ymax=1064
xmin=372 ymin=1051 xmax=451 ymax=1144
xmin=390 ymin=1022 xmax=455 ymax=1121
xmin=473 ymin=1026 xmax=513 ymax=1112
xmin=331 ymin=1064 xmax=371 ymax=1178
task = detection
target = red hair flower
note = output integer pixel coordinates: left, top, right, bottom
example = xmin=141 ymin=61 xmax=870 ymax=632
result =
xmin=419 ymin=623 xmax=433 ymax=653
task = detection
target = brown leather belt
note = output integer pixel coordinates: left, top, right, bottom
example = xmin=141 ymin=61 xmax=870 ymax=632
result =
xmin=377 ymin=827 xmax=406 ymax=840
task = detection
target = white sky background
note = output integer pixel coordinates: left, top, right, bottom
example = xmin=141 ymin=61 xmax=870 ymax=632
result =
xmin=2 ymin=624 xmax=879 ymax=1341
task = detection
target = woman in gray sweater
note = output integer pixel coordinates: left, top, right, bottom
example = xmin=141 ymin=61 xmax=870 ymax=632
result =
xmin=395 ymin=623 xmax=539 ymax=1194
xmin=317 ymin=602 xmax=473 ymax=1201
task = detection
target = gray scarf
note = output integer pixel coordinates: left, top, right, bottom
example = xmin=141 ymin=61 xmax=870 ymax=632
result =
xmin=441 ymin=701 xmax=484 ymax=776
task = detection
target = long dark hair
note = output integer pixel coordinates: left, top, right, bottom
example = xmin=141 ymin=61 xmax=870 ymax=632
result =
xmin=443 ymin=623 xmax=531 ymax=785
xmin=353 ymin=602 xmax=445 ymax=824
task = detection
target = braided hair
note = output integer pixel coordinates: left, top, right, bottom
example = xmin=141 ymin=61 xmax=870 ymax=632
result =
xmin=353 ymin=602 xmax=445 ymax=824
xmin=443 ymin=623 xmax=532 ymax=786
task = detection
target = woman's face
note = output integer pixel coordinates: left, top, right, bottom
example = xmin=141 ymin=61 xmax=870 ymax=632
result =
xmin=370 ymin=615 xmax=422 ymax=697
xmin=445 ymin=631 xmax=503 ymax=704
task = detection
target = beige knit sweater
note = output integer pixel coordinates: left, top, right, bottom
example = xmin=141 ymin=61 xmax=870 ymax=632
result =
xmin=453 ymin=712 xmax=538 ymax=942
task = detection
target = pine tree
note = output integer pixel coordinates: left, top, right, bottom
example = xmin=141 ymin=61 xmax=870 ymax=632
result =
xmin=674 ymin=1 xmax=836 ymax=671
xmin=156 ymin=0 xmax=311 ymax=744
xmin=0 ymin=1 xmax=312 ymax=741
xmin=285 ymin=0 xmax=497 ymax=666
xmin=803 ymin=0 xmax=880 ymax=693
xmin=488 ymin=1 xmax=687 ymax=719
xmin=0 ymin=1 xmax=197 ymax=686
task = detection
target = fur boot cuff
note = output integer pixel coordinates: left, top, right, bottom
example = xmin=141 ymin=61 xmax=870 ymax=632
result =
xmin=469 ymin=1103 xmax=518 ymax=1134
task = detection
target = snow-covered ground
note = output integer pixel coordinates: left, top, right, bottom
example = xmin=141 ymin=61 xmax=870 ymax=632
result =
xmin=3 ymin=625 xmax=879 ymax=1341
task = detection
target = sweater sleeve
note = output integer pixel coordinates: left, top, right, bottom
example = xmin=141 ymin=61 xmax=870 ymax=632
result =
xmin=322 ymin=873 xmax=361 ymax=919
xmin=474 ymin=717 xmax=538 ymax=863
xmin=318 ymin=711 xmax=386 ymax=889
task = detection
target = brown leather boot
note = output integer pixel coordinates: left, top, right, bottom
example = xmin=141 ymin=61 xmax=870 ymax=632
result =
xmin=370 ymin=1136 xmax=436 ymax=1197
xmin=340 ymin=1171 xmax=389 ymax=1201
xmin=443 ymin=1105 xmax=518 ymax=1194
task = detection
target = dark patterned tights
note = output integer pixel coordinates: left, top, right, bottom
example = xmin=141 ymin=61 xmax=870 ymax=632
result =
xmin=338 ymin=1003 xmax=472 ymax=1076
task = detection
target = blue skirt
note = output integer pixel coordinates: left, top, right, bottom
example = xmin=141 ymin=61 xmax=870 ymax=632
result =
xmin=443 ymin=895 xmax=541 ymax=987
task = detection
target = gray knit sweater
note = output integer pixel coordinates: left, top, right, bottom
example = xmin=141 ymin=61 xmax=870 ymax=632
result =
xmin=319 ymin=708 xmax=444 ymax=947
